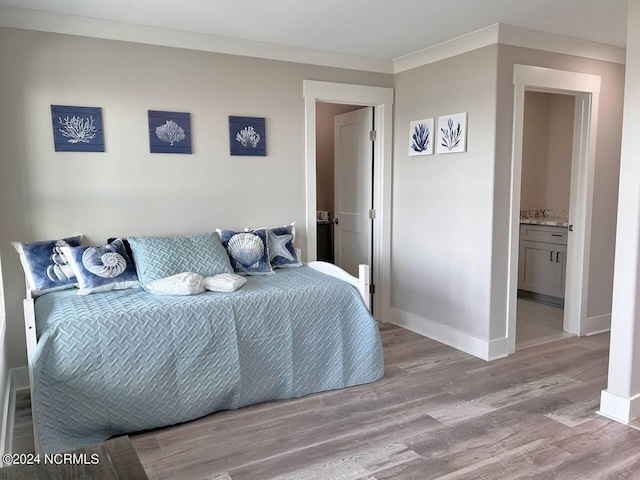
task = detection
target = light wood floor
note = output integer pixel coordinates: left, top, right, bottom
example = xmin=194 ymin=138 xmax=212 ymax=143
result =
xmin=15 ymin=324 xmax=640 ymax=479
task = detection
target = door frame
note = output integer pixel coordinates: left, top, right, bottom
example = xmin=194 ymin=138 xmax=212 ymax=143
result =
xmin=303 ymin=80 xmax=394 ymax=321
xmin=507 ymin=65 xmax=601 ymax=353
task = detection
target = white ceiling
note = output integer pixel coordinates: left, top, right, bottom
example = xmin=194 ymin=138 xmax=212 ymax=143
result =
xmin=0 ymin=0 xmax=628 ymax=60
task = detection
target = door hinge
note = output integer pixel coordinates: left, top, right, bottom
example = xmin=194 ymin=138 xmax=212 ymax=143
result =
xmin=369 ymin=284 xmax=376 ymax=294
xmin=368 ymin=209 xmax=376 ymax=219
xmin=369 ymin=130 xmax=377 ymax=142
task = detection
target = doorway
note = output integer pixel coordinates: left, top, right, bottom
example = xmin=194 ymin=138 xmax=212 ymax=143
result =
xmin=515 ymin=91 xmax=576 ymax=349
xmin=315 ymin=103 xmax=373 ymax=277
xmin=507 ymin=65 xmax=601 ymax=354
xmin=303 ymin=80 xmax=394 ymax=320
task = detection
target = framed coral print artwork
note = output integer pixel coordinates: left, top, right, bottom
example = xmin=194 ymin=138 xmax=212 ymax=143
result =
xmin=408 ymin=118 xmax=434 ymax=156
xmin=437 ymin=112 xmax=467 ymax=154
xmin=51 ymin=105 xmax=105 ymax=152
xmin=148 ymin=110 xmax=192 ymax=154
xmin=229 ymin=116 xmax=266 ymax=156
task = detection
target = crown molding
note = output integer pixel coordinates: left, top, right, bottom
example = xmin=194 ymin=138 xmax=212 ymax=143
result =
xmin=0 ymin=8 xmax=625 ymax=75
xmin=498 ymin=24 xmax=626 ymax=65
xmin=393 ymin=24 xmax=500 ymax=74
xmin=0 ymin=6 xmax=394 ymax=74
xmin=393 ymin=23 xmax=626 ymax=73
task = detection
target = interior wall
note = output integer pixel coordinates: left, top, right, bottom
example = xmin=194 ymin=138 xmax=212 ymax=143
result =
xmin=392 ymin=45 xmax=498 ymax=341
xmin=0 ymin=27 xmax=393 ymax=368
xmin=521 ymin=92 xmax=551 ymax=209
xmin=492 ymin=45 xmax=626 ymax=339
xmin=315 ymin=102 xmax=363 ymax=215
xmin=546 ymin=94 xmax=575 ymax=211
xmin=521 ymin=92 xmax=574 ymax=211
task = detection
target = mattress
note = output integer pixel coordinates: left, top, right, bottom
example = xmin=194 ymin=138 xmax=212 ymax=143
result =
xmin=32 ymin=266 xmax=384 ymax=453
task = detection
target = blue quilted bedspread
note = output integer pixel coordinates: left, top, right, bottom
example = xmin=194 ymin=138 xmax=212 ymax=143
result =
xmin=32 ymin=267 xmax=383 ymax=453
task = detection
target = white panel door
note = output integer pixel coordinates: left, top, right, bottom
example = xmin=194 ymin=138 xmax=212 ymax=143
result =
xmin=334 ymin=107 xmax=373 ymax=278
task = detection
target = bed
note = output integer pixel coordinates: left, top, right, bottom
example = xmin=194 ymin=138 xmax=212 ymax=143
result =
xmin=23 ymin=261 xmax=383 ymax=454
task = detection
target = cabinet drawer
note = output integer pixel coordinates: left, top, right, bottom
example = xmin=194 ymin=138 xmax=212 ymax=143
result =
xmin=520 ymin=224 xmax=568 ymax=245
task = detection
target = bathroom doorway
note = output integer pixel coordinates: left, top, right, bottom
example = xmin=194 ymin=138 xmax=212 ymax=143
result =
xmin=506 ymin=65 xmax=601 ymax=354
xmin=515 ymin=91 xmax=575 ymax=349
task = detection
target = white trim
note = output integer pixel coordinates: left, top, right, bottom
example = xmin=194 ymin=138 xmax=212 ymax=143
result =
xmin=393 ymin=24 xmax=499 ymax=73
xmin=586 ymin=313 xmax=612 ymax=335
xmin=1 ymin=374 xmax=15 ymax=461
xmin=1 ymin=367 xmax=30 ymax=461
xmin=507 ymin=65 xmax=601 ymax=354
xmin=598 ymin=390 xmax=640 ymax=424
xmin=0 ymin=6 xmax=393 ymax=74
xmin=303 ymin=80 xmax=394 ymax=322
xmin=392 ymin=309 xmax=509 ymax=361
xmin=393 ymin=23 xmax=625 ymax=74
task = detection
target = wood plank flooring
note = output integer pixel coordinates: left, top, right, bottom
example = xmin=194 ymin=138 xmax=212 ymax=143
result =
xmin=128 ymin=324 xmax=640 ymax=479
xmin=15 ymin=323 xmax=640 ymax=479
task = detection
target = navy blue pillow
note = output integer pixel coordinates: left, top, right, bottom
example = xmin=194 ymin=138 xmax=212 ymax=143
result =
xmin=12 ymin=235 xmax=83 ymax=295
xmin=217 ymin=229 xmax=274 ymax=275
xmin=62 ymin=238 xmax=139 ymax=295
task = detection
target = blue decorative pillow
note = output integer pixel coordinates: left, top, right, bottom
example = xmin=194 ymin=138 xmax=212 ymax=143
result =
xmin=128 ymin=232 xmax=233 ymax=288
xmin=62 ymin=239 xmax=140 ymax=295
xmin=247 ymin=223 xmax=301 ymax=268
xmin=12 ymin=235 xmax=83 ymax=295
xmin=217 ymin=228 xmax=274 ymax=275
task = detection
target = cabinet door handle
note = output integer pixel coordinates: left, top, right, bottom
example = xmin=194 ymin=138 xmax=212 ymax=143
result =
xmin=556 ymin=251 xmax=560 ymax=263
xmin=551 ymin=234 xmax=562 ymax=237
xmin=550 ymin=251 xmax=554 ymax=262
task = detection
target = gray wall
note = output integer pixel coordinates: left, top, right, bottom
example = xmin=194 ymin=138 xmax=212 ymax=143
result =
xmin=392 ymin=45 xmax=498 ymax=340
xmin=521 ymin=91 xmax=574 ymax=211
xmin=0 ymin=27 xmax=393 ymax=368
xmin=492 ymin=45 xmax=626 ymax=338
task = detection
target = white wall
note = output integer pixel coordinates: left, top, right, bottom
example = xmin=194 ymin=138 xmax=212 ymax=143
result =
xmin=392 ymin=45 xmax=498 ymax=343
xmin=0 ymin=27 xmax=393 ymax=368
xmin=600 ymin=0 xmax=640 ymax=424
xmin=315 ymin=103 xmax=363 ymax=214
xmin=492 ymin=45 xmax=625 ymax=339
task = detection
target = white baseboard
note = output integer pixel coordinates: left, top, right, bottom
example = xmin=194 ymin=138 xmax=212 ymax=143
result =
xmin=598 ymin=389 xmax=640 ymax=424
xmin=586 ymin=313 xmax=611 ymax=335
xmin=0 ymin=367 xmax=11 ymax=458
xmin=391 ymin=308 xmax=508 ymax=361
xmin=1 ymin=366 xmax=30 ymax=459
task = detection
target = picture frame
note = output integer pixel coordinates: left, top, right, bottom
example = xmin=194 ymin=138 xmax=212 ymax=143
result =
xmin=51 ymin=105 xmax=105 ymax=152
xmin=437 ymin=112 xmax=467 ymax=154
xmin=408 ymin=118 xmax=434 ymax=156
xmin=148 ymin=110 xmax=192 ymax=154
xmin=229 ymin=116 xmax=266 ymax=156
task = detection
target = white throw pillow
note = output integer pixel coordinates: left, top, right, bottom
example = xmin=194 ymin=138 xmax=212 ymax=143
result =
xmin=146 ymin=272 xmax=205 ymax=295
xmin=204 ymin=273 xmax=247 ymax=292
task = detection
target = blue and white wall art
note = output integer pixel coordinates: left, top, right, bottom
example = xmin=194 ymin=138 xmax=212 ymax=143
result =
xmin=408 ymin=118 xmax=434 ymax=156
xmin=149 ymin=110 xmax=192 ymax=154
xmin=437 ymin=112 xmax=467 ymax=154
xmin=229 ymin=116 xmax=266 ymax=156
xmin=51 ymin=105 xmax=105 ymax=152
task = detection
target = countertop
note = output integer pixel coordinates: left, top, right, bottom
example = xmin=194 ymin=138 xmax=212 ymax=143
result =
xmin=520 ymin=218 xmax=569 ymax=227
xmin=520 ymin=208 xmax=569 ymax=227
